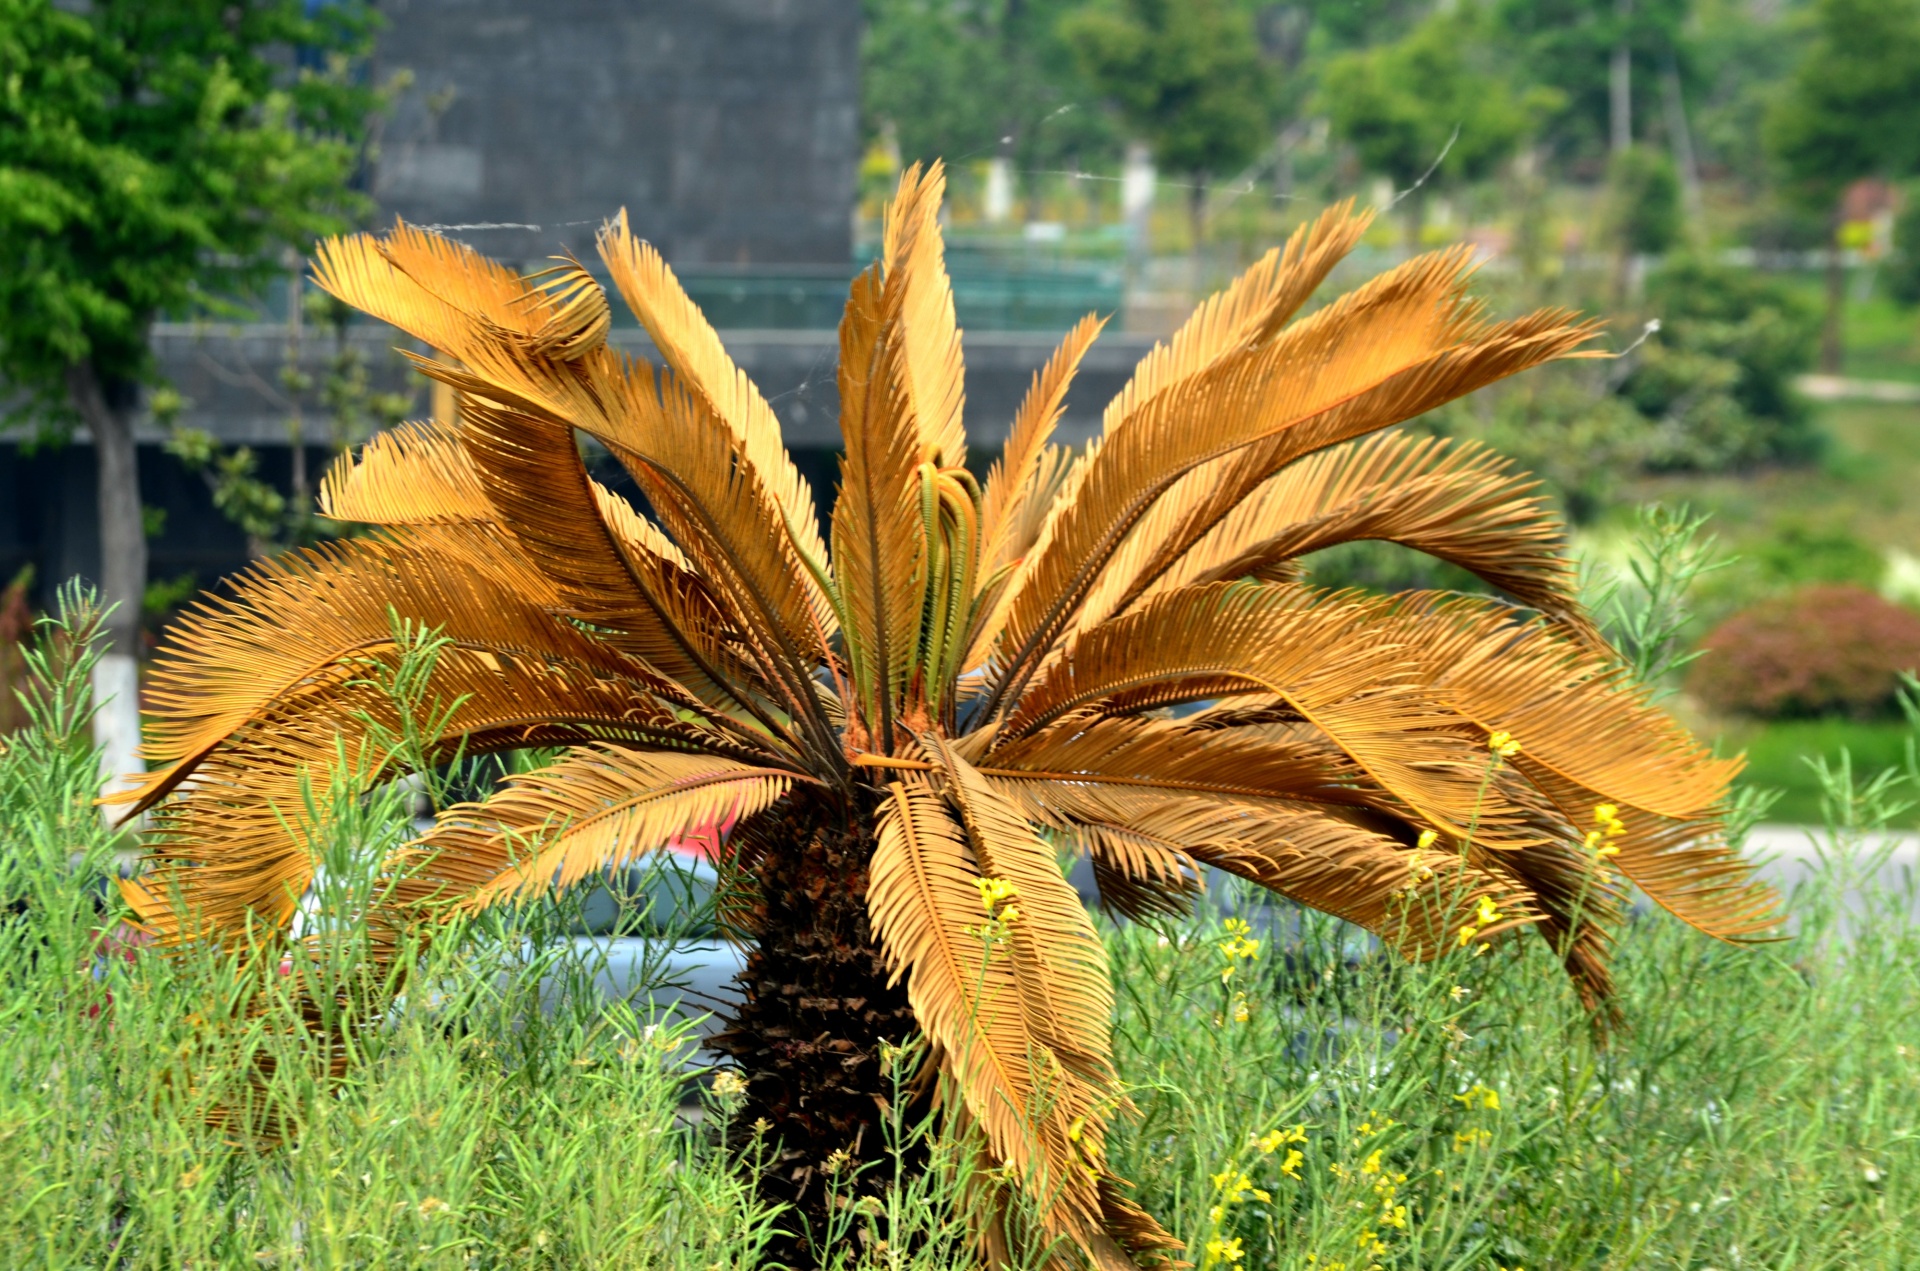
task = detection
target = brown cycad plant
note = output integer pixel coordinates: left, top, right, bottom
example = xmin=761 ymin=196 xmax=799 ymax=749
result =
xmin=119 ymin=166 xmax=1774 ymax=1266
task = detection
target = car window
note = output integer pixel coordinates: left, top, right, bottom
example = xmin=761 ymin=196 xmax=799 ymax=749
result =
xmin=569 ymin=855 xmax=719 ymax=939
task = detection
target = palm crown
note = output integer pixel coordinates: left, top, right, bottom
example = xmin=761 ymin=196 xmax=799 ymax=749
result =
xmin=122 ymin=165 xmax=1772 ymax=1267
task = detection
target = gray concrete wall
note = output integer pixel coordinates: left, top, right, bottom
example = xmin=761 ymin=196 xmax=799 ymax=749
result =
xmin=371 ymin=0 xmax=861 ymax=266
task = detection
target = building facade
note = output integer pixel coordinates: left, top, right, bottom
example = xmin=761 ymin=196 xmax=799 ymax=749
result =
xmin=1 ymin=0 xmax=864 ymax=609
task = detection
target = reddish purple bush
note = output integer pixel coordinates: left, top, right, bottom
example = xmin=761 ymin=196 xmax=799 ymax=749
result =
xmin=1688 ymin=584 xmax=1920 ymax=719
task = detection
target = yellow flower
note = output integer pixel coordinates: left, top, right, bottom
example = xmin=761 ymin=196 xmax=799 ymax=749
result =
xmin=1416 ymin=828 xmax=1439 ymax=851
xmin=1203 ymin=1235 xmax=1245 ymax=1267
xmin=1280 ymin=1149 xmax=1304 ymax=1179
xmin=1457 ymin=923 xmax=1478 ymax=948
xmin=1487 ymin=730 xmax=1521 ymax=758
xmin=1232 ymin=997 xmax=1251 ymax=1023
xmin=1256 ymin=1124 xmax=1308 ymax=1154
xmin=1453 ymin=1082 xmax=1500 ymax=1111
xmin=1474 ymin=895 xmax=1503 ymax=926
xmin=1449 ymin=984 xmax=1468 ymax=1001
xmin=975 ymin=876 xmax=1017 ymax=915
xmin=1361 ymin=1150 xmax=1383 ymax=1175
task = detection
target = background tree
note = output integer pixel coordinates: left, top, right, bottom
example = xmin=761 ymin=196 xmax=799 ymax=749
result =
xmin=1491 ymin=0 xmax=1690 ymax=163
xmin=1766 ymin=0 xmax=1920 ymax=372
xmin=1603 ymin=144 xmax=1682 ymax=297
xmin=863 ymin=0 xmax=1120 ymax=194
xmin=1319 ymin=6 xmax=1547 ymax=247
xmin=1062 ymin=0 xmax=1277 ymax=246
xmin=0 ymin=0 xmax=379 ymax=792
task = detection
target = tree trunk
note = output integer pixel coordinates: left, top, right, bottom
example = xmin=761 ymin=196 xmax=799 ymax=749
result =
xmin=1823 ymin=212 xmax=1847 ymax=375
xmin=711 ymin=799 xmax=922 ymax=1268
xmin=1610 ymin=0 xmax=1634 ymax=154
xmin=67 ymin=360 xmax=147 ymax=799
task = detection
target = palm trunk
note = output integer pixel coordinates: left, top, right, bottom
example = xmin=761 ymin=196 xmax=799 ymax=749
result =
xmin=67 ymin=360 xmax=147 ymax=799
xmin=712 ymin=800 xmax=922 ymax=1266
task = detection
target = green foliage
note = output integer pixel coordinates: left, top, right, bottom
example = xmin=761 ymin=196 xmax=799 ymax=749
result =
xmin=1766 ymin=0 xmax=1920 ymax=207
xmin=1625 ymin=255 xmax=1825 ymax=471
xmin=1887 ymin=192 xmax=1920 ymax=308
xmin=1062 ymin=0 xmax=1276 ymax=183
xmin=861 ymin=0 xmax=1116 ymax=171
xmin=1300 ymin=539 xmax=1484 ymax=597
xmin=1428 ymin=364 xmax=1657 ymax=525
xmin=1490 ymin=0 xmax=1689 ymax=164
xmin=0 ymin=0 xmax=380 ymax=433
xmin=1586 ymin=504 xmax=1726 ymax=700
xmin=1604 ymin=146 xmax=1682 ymax=257
xmin=1319 ymin=5 xmax=1547 ymax=192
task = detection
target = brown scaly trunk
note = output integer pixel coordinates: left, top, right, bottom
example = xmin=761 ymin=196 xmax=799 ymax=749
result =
xmin=711 ymin=797 xmax=923 ymax=1267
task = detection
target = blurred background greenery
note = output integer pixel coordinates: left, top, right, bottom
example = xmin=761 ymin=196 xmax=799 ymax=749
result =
xmin=852 ymin=0 xmax=1920 ymax=822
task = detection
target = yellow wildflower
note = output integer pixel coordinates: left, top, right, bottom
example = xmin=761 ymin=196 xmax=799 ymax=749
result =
xmin=1280 ymin=1149 xmax=1303 ymax=1179
xmin=1453 ymin=1082 xmax=1500 ymax=1111
xmin=1203 ymin=1235 xmax=1245 ymax=1267
xmin=1416 ymin=828 xmax=1439 ymax=851
xmin=1487 ymin=730 xmax=1521 ymax=758
xmin=1361 ymin=1150 xmax=1383 ymax=1175
xmin=975 ymin=876 xmax=1017 ymax=915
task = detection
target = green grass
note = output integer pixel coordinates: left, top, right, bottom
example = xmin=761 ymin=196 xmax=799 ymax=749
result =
xmin=1838 ymin=287 xmax=1920 ymax=385
xmin=1710 ymin=717 xmax=1917 ymax=827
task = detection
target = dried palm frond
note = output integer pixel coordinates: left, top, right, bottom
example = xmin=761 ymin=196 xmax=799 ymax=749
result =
xmin=120 ymin=164 xmax=1773 ymax=1268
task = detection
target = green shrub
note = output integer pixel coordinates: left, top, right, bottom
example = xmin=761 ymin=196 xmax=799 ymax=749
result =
xmin=1689 ymin=583 xmax=1920 ymax=719
xmin=1625 ymin=256 xmax=1824 ymax=470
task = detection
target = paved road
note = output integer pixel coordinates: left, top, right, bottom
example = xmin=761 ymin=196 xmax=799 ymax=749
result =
xmin=1794 ymin=374 xmax=1920 ymax=403
xmin=1740 ymin=823 xmax=1920 ymax=932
